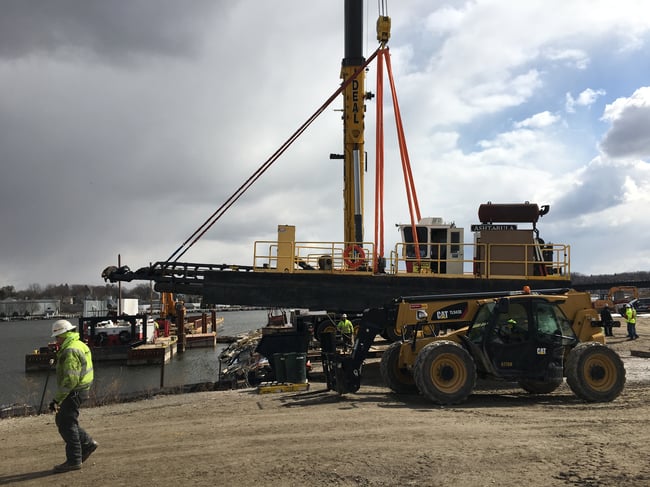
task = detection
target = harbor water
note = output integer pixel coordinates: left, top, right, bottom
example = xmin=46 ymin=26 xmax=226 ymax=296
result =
xmin=0 ymin=310 xmax=267 ymax=408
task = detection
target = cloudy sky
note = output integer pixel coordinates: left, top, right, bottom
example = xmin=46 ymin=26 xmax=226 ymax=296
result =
xmin=2 ymin=0 xmax=650 ymax=290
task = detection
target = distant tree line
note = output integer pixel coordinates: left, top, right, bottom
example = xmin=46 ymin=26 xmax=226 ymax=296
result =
xmin=2 ymin=270 xmax=648 ymax=307
xmin=571 ymin=271 xmax=650 ymax=288
xmin=0 ymin=283 xmax=159 ymax=303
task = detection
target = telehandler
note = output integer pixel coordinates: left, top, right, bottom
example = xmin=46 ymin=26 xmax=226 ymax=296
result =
xmin=321 ymin=287 xmax=625 ymax=404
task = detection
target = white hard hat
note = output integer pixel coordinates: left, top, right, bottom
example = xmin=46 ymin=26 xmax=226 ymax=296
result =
xmin=341 ymin=313 xmax=347 ymax=318
xmin=51 ymin=319 xmax=75 ymax=337
xmin=625 ymin=303 xmax=631 ymax=308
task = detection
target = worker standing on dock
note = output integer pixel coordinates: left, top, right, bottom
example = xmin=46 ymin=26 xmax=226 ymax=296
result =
xmin=337 ymin=314 xmax=354 ymax=348
xmin=49 ymin=320 xmax=98 ymax=473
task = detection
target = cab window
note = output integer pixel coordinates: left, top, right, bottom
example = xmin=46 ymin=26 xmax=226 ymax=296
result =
xmin=403 ymin=226 xmax=428 ymax=258
xmin=534 ymin=301 xmax=575 ymax=339
xmin=493 ymin=302 xmax=529 ymax=342
xmin=535 ymin=302 xmax=561 ymax=335
xmin=468 ymin=303 xmax=495 ymax=343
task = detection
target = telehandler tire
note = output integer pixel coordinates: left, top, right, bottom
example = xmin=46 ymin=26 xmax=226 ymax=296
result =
xmin=565 ymin=342 xmax=625 ymax=402
xmin=383 ymin=325 xmax=401 ymax=343
xmin=414 ymin=340 xmax=476 ymax=405
xmin=380 ymin=342 xmax=418 ymax=394
xmin=518 ymin=378 xmax=563 ymax=395
xmin=316 ymin=321 xmax=337 ymax=341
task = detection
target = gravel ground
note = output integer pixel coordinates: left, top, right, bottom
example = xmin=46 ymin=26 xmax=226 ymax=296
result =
xmin=1 ymin=316 xmax=648 ymax=487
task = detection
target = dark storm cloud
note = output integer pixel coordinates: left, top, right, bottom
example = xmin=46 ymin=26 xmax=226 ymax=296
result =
xmin=600 ymin=104 xmax=650 ymax=159
xmin=550 ymin=162 xmax=626 ymax=220
xmin=0 ymin=0 xmax=218 ymax=61
xmin=599 ymin=88 xmax=650 ymax=160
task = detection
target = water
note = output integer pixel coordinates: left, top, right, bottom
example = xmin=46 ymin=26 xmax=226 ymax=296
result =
xmin=0 ymin=310 xmax=267 ymax=408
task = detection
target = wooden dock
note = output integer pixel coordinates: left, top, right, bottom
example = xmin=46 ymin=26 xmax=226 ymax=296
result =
xmin=25 ymin=336 xmax=180 ymax=371
xmin=126 ymin=337 xmax=178 ymax=365
xmin=185 ymin=332 xmax=217 ymax=348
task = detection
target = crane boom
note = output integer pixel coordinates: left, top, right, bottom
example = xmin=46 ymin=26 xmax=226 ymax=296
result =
xmin=342 ymin=0 xmax=365 ymax=245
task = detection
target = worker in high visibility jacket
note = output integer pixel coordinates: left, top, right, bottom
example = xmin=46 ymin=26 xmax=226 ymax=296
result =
xmin=49 ymin=320 xmax=98 ymax=473
xmin=337 ymin=313 xmax=354 ymax=347
xmin=625 ymin=304 xmax=639 ymax=340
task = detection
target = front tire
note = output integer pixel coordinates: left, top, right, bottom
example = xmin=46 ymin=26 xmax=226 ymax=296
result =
xmin=566 ymin=342 xmax=625 ymax=402
xmin=380 ymin=342 xmax=418 ymax=394
xmin=414 ymin=340 xmax=476 ymax=405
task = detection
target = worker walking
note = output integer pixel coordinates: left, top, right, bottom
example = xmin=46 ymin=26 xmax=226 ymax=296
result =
xmin=337 ymin=313 xmax=354 ymax=347
xmin=49 ymin=320 xmax=98 ymax=473
xmin=625 ymin=304 xmax=638 ymax=340
xmin=600 ymin=305 xmax=614 ymax=337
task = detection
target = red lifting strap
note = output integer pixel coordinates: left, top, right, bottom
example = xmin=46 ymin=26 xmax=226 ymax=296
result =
xmin=374 ymin=47 xmax=422 ymax=271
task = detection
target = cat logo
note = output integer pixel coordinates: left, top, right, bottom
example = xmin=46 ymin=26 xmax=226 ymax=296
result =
xmin=436 ymin=310 xmax=449 ymax=319
xmin=536 ymin=348 xmax=547 ymax=355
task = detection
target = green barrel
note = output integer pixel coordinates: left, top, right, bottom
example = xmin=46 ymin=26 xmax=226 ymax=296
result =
xmin=285 ymin=352 xmax=307 ymax=383
xmin=273 ymin=353 xmax=286 ymax=383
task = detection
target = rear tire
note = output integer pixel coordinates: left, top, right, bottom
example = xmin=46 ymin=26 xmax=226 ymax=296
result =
xmin=414 ymin=340 xmax=476 ymax=405
xmin=316 ymin=321 xmax=337 ymax=341
xmin=566 ymin=342 xmax=625 ymax=402
xmin=519 ymin=378 xmax=562 ymax=395
xmin=383 ymin=325 xmax=401 ymax=343
xmin=380 ymin=342 xmax=418 ymax=394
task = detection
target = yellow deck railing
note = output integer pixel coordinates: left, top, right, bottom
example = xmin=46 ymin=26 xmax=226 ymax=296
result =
xmin=253 ymin=240 xmax=570 ymax=280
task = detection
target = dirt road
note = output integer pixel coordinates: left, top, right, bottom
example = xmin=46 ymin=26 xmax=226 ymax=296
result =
xmin=1 ymin=318 xmax=649 ymax=487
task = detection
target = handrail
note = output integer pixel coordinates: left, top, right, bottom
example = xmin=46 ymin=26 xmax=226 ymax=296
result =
xmin=252 ymin=239 xmax=570 ymax=280
xmin=253 ymin=241 xmax=376 ymax=273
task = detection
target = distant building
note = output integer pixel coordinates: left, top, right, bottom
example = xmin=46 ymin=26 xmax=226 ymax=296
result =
xmin=0 ymin=299 xmax=60 ymax=318
xmin=83 ymin=298 xmax=139 ymax=317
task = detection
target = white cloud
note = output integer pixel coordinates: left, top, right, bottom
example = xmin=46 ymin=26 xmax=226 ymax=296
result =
xmin=514 ymin=111 xmax=561 ymax=129
xmin=565 ymin=88 xmax=607 ymax=113
xmin=544 ymin=48 xmax=590 ymax=70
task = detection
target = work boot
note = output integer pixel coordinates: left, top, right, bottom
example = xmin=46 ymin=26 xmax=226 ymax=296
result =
xmin=53 ymin=461 xmax=82 ymax=473
xmin=82 ymin=440 xmax=99 ymax=463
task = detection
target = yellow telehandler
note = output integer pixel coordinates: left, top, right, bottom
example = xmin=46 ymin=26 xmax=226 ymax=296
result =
xmin=321 ymin=287 xmax=625 ymax=404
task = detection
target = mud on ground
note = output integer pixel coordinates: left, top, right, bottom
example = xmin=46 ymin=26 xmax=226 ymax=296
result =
xmin=1 ymin=317 xmax=649 ymax=487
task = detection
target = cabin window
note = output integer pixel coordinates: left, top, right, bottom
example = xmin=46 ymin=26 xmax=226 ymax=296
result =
xmin=450 ymin=231 xmax=460 ymax=255
xmin=403 ymin=226 xmax=428 ymax=258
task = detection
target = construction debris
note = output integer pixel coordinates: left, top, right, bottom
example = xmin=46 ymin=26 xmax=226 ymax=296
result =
xmin=218 ymin=330 xmax=271 ymax=386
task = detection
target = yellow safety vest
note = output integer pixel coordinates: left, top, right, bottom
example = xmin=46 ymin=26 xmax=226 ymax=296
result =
xmin=55 ymin=332 xmax=94 ymax=403
xmin=338 ymin=319 xmax=354 ymax=334
xmin=625 ymin=307 xmax=637 ymax=324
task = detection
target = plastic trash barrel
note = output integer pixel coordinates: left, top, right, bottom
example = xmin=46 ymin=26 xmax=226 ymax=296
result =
xmin=273 ymin=353 xmax=286 ymax=383
xmin=285 ymin=352 xmax=307 ymax=383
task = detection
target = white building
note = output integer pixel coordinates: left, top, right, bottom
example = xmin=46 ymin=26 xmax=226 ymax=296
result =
xmin=83 ymin=298 xmax=139 ymax=317
xmin=0 ymin=299 xmax=60 ymax=318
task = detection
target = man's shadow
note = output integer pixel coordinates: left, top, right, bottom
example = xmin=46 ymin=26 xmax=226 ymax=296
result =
xmin=0 ymin=469 xmax=60 ymax=485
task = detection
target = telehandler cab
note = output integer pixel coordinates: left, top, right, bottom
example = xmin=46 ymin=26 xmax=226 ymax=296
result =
xmin=321 ymin=288 xmax=625 ymax=404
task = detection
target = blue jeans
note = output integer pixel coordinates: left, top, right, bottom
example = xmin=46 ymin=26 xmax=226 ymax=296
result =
xmin=627 ymin=322 xmax=637 ymax=338
xmin=55 ymin=390 xmax=94 ymax=464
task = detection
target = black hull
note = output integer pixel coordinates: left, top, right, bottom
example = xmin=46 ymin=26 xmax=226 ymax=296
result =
xmin=154 ymin=271 xmax=571 ymax=312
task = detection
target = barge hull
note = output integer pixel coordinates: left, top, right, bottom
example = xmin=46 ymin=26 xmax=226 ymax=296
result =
xmin=154 ymin=271 xmax=571 ymax=312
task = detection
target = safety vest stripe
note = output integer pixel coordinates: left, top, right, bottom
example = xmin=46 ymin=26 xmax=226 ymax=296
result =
xmin=59 ymin=346 xmax=93 ymax=381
